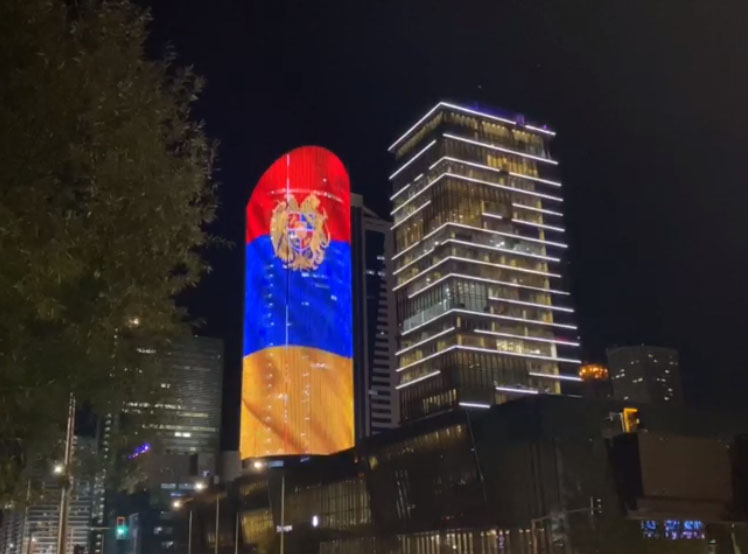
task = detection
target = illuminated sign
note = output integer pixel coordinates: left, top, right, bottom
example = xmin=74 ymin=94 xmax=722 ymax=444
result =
xmin=622 ymin=407 xmax=640 ymax=433
xmin=240 ymin=146 xmax=353 ymax=459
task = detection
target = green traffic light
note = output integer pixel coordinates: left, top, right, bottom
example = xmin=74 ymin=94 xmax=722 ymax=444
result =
xmin=116 ymin=525 xmax=128 ymax=539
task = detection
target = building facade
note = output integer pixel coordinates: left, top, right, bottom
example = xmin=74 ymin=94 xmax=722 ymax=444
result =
xmin=351 ymin=194 xmax=398 ymax=440
xmin=0 ymin=438 xmax=95 ymax=554
xmin=122 ymin=336 xmax=224 ymax=499
xmin=184 ymin=395 xmax=748 ymax=554
xmin=607 ymin=345 xmax=683 ymax=404
xmin=388 ymin=101 xmax=580 ymax=421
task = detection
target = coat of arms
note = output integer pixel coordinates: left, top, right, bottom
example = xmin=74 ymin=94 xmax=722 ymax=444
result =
xmin=270 ymin=193 xmax=330 ymax=271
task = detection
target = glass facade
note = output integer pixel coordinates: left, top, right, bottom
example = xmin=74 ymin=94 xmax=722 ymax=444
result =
xmin=351 ymin=194 xmax=397 ymax=441
xmin=389 ymin=103 xmax=580 ymax=421
xmin=127 ymin=336 xmax=223 ymax=455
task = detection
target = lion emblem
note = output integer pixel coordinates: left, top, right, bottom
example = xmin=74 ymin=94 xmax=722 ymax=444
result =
xmin=270 ymin=193 xmax=330 ymax=271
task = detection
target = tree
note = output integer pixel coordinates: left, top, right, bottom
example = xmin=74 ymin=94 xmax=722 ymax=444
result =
xmin=0 ymin=0 xmax=217 ymax=497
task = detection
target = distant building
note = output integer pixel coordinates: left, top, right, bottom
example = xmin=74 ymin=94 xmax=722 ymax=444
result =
xmin=0 ymin=437 xmax=95 ymax=554
xmin=351 ymin=194 xmax=397 ymax=439
xmin=388 ymin=101 xmax=580 ymax=422
xmin=607 ymin=346 xmax=682 ymax=404
xmin=120 ymin=336 xmax=223 ymax=498
xmin=100 ymin=336 xmax=223 ymax=554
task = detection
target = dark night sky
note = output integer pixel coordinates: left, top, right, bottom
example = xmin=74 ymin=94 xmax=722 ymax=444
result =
xmin=143 ymin=0 xmax=748 ymax=448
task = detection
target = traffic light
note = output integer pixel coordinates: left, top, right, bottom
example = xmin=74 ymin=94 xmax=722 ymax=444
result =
xmin=115 ymin=517 xmax=128 ymax=540
xmin=591 ymin=496 xmax=603 ymax=515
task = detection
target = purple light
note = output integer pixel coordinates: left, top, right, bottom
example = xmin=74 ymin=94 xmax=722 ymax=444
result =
xmin=129 ymin=442 xmax=152 ymax=460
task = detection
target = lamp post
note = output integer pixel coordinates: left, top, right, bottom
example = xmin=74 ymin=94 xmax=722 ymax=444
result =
xmin=56 ymin=394 xmax=75 ymax=554
xmin=234 ymin=510 xmax=239 ymax=554
xmin=172 ymin=482 xmax=206 ymax=554
xmin=250 ymin=460 xmax=286 ymax=554
xmin=172 ymin=500 xmax=193 ymax=554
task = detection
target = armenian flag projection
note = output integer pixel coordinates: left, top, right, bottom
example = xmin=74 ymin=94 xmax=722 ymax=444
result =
xmin=241 ymin=146 xmax=353 ymax=459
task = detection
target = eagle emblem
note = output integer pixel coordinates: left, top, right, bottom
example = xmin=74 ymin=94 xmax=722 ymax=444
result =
xmin=270 ymin=193 xmax=330 ymax=271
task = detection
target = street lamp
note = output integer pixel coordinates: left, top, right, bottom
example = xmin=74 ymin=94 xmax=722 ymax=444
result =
xmin=172 ymin=500 xmax=193 ymax=554
xmin=250 ymin=459 xmax=286 ymax=554
xmin=195 ymin=481 xmax=207 ymax=492
xmin=52 ymin=464 xmax=64 ymax=476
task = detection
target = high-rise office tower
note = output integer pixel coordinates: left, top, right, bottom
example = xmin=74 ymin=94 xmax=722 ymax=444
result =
xmin=130 ymin=336 xmax=223 ymax=456
xmin=607 ymin=345 xmax=683 ymax=404
xmin=388 ymin=101 xmax=580 ymax=421
xmin=124 ymin=336 xmax=223 ymax=489
xmin=100 ymin=336 xmax=223 ymax=554
xmin=351 ymin=194 xmax=398 ymax=439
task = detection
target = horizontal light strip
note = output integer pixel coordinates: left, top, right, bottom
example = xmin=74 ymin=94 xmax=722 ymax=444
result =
xmin=397 ymin=347 xmax=451 ymax=372
xmin=393 ymin=170 xmax=563 ymax=217
xmin=508 ymin=171 xmax=562 ymax=187
xmin=389 ymin=102 xmax=516 ymax=152
xmin=529 ymin=372 xmax=583 ymax=382
xmin=393 ymin=246 xmax=435 ymax=276
xmin=475 ymin=329 xmax=580 ymax=347
xmin=397 ymin=344 xmax=581 ymax=372
xmin=443 ymin=172 xmax=563 ymax=202
xmin=468 ymin=311 xmax=577 ymax=331
xmin=441 ymin=101 xmax=516 ymax=126
xmin=393 ymin=254 xmax=560 ymax=292
xmin=512 ymin=218 xmax=565 ymax=233
xmin=401 ymin=307 xmax=576 ymax=337
xmin=395 ymin=370 xmax=441 ymax=390
xmin=407 ymin=273 xmax=570 ymax=300
xmin=422 ymin=221 xmax=567 ymax=249
xmin=444 ymin=238 xmax=559 ymax=262
xmin=388 ymin=104 xmax=445 ymax=152
xmin=389 ymin=140 xmax=437 ymax=180
xmin=428 ymin=156 xmax=562 ymax=188
xmin=388 ymin=101 xmax=555 ymax=153
xmin=396 ymin=327 xmax=455 ymax=356
xmin=512 ymin=203 xmax=563 ymax=217
xmin=389 ymin=184 xmax=410 ymax=201
xmin=482 ymin=212 xmax=504 ymax=220
xmin=488 ymin=296 xmax=573 ymax=312
xmin=459 ymin=402 xmax=491 ymax=409
xmin=496 ymin=385 xmax=539 ymax=395
xmin=392 ymin=238 xmax=422 ymax=261
xmin=525 ymin=124 xmax=556 ymax=137
xmin=391 ymin=201 xmax=431 ymax=230
xmin=444 ymin=133 xmax=558 ymax=166
xmin=428 ymin=155 xmax=503 ymax=173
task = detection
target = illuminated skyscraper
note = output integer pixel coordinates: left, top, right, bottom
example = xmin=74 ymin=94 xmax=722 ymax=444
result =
xmin=607 ymin=345 xmax=683 ymax=404
xmin=241 ymin=146 xmax=354 ymax=459
xmin=388 ymin=101 xmax=580 ymax=421
xmin=351 ymin=194 xmax=397 ymax=439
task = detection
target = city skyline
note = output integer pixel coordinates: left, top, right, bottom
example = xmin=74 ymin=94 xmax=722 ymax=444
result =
xmin=142 ymin=1 xmax=748 ymax=449
xmin=4 ymin=1 xmax=748 ymax=553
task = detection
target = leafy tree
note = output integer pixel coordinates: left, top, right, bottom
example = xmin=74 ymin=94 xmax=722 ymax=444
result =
xmin=0 ymin=0 xmax=217 ymax=498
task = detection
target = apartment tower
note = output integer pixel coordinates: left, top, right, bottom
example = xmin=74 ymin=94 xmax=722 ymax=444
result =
xmin=388 ymin=101 xmax=580 ymax=421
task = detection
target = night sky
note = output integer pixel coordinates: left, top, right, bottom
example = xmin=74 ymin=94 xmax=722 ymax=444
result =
xmin=144 ymin=0 xmax=748 ymax=448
